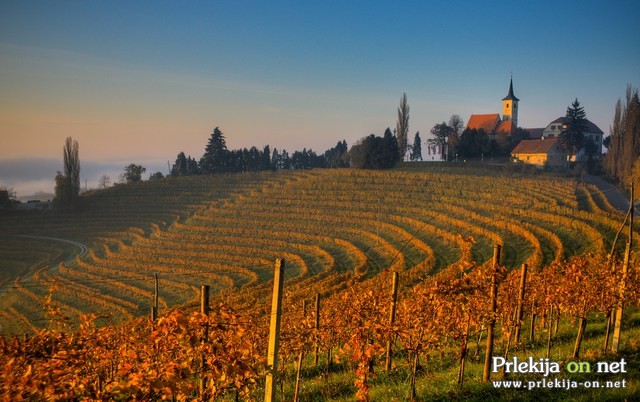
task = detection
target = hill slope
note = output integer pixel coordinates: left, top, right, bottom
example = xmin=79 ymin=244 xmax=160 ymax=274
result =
xmin=0 ymin=167 xmax=634 ymax=335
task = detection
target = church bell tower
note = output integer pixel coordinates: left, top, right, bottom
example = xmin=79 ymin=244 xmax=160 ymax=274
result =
xmin=502 ymin=77 xmax=519 ymax=128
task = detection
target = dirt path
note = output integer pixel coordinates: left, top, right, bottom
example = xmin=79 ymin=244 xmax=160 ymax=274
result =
xmin=584 ymin=175 xmax=634 ymax=215
xmin=0 ymin=236 xmax=89 ymax=295
xmin=16 ymin=235 xmax=89 ymax=264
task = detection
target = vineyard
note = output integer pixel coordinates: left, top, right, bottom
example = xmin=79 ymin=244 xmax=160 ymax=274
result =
xmin=0 ymin=166 xmax=639 ymax=400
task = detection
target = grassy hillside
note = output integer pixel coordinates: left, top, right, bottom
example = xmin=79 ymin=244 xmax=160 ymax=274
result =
xmin=0 ymin=167 xmax=634 ymax=335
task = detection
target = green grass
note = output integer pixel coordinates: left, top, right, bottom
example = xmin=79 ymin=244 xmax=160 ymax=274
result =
xmin=240 ymin=310 xmax=640 ymax=401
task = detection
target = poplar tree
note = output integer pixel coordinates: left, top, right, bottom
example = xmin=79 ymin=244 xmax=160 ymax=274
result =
xmin=396 ymin=93 xmax=410 ymax=161
xmin=53 ymin=137 xmax=80 ymax=209
xmin=604 ymin=86 xmax=640 ymax=188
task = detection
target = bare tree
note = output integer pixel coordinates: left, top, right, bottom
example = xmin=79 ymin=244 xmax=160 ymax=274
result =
xmin=63 ymin=137 xmax=80 ymax=196
xmin=54 ymin=137 xmax=80 ymax=209
xmin=396 ymin=93 xmax=410 ymax=161
xmin=448 ymin=114 xmax=465 ymax=135
xmin=98 ymin=175 xmax=111 ymax=189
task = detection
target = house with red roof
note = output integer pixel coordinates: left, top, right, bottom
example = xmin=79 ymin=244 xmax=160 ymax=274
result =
xmin=520 ymin=117 xmax=604 ymax=163
xmin=511 ymin=136 xmax=567 ymax=170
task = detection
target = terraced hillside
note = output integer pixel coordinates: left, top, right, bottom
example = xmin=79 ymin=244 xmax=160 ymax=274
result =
xmin=0 ymin=167 xmax=634 ymax=335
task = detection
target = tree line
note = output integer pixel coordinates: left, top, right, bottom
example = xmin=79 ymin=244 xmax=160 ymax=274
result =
xmin=170 ymin=127 xmax=349 ymax=177
xmin=603 ymin=85 xmax=640 ymax=190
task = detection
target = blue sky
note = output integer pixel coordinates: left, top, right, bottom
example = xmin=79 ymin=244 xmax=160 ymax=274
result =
xmin=1 ymin=0 xmax=639 ymax=195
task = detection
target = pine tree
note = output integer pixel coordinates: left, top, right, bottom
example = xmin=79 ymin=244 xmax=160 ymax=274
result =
xmin=200 ymin=127 xmax=229 ymax=174
xmin=171 ymin=152 xmax=188 ymax=176
xmin=560 ymin=99 xmax=587 ymax=160
xmin=410 ymin=132 xmax=422 ymax=161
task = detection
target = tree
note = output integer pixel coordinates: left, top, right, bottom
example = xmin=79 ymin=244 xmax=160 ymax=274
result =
xmin=149 ymin=172 xmax=164 ymax=180
xmin=410 ymin=132 xmax=422 ymax=161
xmin=122 ymin=164 xmax=146 ymax=184
xmin=98 ymin=175 xmax=111 ymax=189
xmin=0 ymin=186 xmax=16 ymax=208
xmin=261 ymin=145 xmax=271 ymax=171
xmin=603 ymin=86 xmax=640 ymax=187
xmin=396 ymin=93 xmax=410 ymax=161
xmin=442 ymin=115 xmax=464 ymax=160
xmin=324 ymin=140 xmax=349 ymax=168
xmin=64 ymin=137 xmax=80 ymax=196
xmin=53 ymin=137 xmax=80 ymax=209
xmin=429 ymin=122 xmax=450 ymax=147
xmin=171 ymin=152 xmax=188 ymax=176
xmin=560 ymin=98 xmax=587 ymax=161
xmin=458 ymin=128 xmax=491 ymax=158
xmin=349 ymin=130 xmax=399 ymax=169
xmin=382 ymin=127 xmax=400 ymax=167
xmin=200 ymin=127 xmax=229 ymax=174
xmin=448 ymin=115 xmax=465 ymax=136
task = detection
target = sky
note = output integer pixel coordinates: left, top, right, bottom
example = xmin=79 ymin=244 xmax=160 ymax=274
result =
xmin=1 ymin=0 xmax=639 ymax=196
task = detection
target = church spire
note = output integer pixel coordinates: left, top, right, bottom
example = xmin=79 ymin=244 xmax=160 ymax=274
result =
xmin=501 ymin=77 xmax=519 ymax=128
xmin=502 ymin=77 xmax=519 ymax=101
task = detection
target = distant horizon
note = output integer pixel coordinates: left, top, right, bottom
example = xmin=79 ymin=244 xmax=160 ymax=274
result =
xmin=2 ymin=0 xmax=639 ymax=195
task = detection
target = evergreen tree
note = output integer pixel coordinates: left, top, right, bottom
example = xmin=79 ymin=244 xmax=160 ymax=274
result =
xmin=349 ymin=130 xmax=399 ymax=169
xmin=324 ymin=140 xmax=349 ymax=168
xmin=382 ymin=128 xmax=400 ymax=168
xmin=246 ymin=146 xmax=260 ymax=171
xmin=171 ymin=152 xmax=188 ymax=176
xmin=186 ymin=156 xmax=200 ymax=175
xmin=200 ymin=127 xmax=229 ymax=174
xmin=561 ymin=98 xmax=587 ymax=161
xmin=261 ymin=145 xmax=271 ymax=171
xmin=271 ymin=148 xmax=281 ymax=170
xmin=410 ymin=132 xmax=422 ymax=161
xmin=281 ymin=150 xmax=291 ymax=170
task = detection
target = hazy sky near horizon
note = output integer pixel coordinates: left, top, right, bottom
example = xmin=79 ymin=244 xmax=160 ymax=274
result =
xmin=1 ymin=0 xmax=639 ymax=195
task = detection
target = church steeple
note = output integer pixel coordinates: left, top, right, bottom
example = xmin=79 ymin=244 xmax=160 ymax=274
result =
xmin=501 ymin=77 xmax=519 ymax=128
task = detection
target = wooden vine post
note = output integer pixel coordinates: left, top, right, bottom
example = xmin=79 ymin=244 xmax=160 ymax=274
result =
xmin=514 ymin=264 xmax=527 ymax=343
xmin=482 ymin=244 xmax=501 ymax=383
xmin=200 ymin=285 xmax=210 ymax=399
xmin=264 ymin=259 xmax=285 ymax=402
xmin=151 ymin=272 xmax=159 ymax=321
xmin=313 ymin=293 xmax=320 ymax=366
xmin=293 ymin=300 xmax=307 ymax=402
xmin=611 ymin=242 xmax=631 ymax=352
xmin=612 ymin=183 xmax=633 ymax=353
xmin=385 ymin=271 xmax=399 ymax=372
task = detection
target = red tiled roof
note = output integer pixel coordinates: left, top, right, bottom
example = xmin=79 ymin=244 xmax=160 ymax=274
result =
xmin=467 ymin=114 xmax=500 ymax=132
xmin=512 ymin=137 xmax=565 ymax=155
xmin=495 ymin=120 xmax=514 ymax=134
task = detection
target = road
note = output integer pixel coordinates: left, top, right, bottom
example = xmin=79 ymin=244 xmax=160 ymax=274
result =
xmin=584 ymin=175 xmax=636 ymax=215
xmin=15 ymin=235 xmax=89 ymax=264
xmin=0 ymin=235 xmax=89 ymax=295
